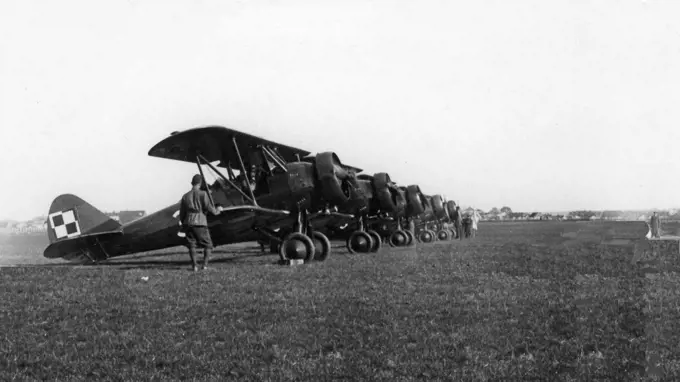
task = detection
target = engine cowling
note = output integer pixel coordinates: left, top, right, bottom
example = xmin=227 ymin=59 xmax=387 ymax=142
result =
xmin=346 ymin=178 xmax=374 ymax=212
xmin=431 ymin=194 xmax=448 ymax=220
xmin=314 ymin=152 xmax=353 ymax=207
xmin=405 ymin=185 xmax=427 ymax=217
xmin=422 ymin=195 xmax=434 ymax=217
xmin=373 ymin=173 xmax=407 ymax=216
xmin=445 ymin=200 xmax=457 ymax=220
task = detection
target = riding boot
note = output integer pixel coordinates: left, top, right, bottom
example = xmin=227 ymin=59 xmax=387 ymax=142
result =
xmin=188 ymin=247 xmax=198 ymax=271
xmin=203 ymin=248 xmax=212 ymax=270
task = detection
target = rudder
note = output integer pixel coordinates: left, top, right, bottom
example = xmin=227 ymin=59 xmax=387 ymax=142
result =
xmin=46 ymin=194 xmax=122 ymax=244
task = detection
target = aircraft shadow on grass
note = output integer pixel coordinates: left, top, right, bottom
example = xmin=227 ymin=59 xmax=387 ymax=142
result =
xmin=82 ymin=243 xmax=350 ymax=270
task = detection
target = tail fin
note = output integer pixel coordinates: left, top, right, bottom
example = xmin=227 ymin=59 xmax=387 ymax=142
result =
xmin=46 ymin=194 xmax=121 ymax=244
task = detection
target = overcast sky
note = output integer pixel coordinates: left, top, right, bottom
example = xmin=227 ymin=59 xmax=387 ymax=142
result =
xmin=1 ymin=0 xmax=679 ymax=220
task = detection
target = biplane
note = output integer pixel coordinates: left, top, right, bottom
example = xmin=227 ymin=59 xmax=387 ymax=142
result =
xmin=360 ymin=184 xmax=434 ymax=247
xmin=43 ymin=126 xmax=399 ymax=264
xmin=309 ymin=174 xmax=431 ymax=251
xmin=409 ymin=195 xmax=459 ymax=244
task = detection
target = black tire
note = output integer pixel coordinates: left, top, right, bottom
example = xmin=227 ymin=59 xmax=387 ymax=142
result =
xmin=311 ymin=231 xmax=331 ymax=261
xmin=404 ymin=230 xmax=415 ymax=246
xmin=436 ymin=229 xmax=450 ymax=241
xmin=389 ymin=230 xmax=409 ymax=247
xmin=418 ymin=229 xmax=435 ymax=244
xmin=367 ymin=230 xmax=382 ymax=252
xmin=346 ymin=230 xmax=373 ymax=254
xmin=279 ymin=232 xmax=315 ymax=262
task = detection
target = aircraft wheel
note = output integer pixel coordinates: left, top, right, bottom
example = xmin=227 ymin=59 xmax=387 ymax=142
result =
xmin=418 ymin=230 xmax=435 ymax=244
xmin=437 ymin=229 xmax=450 ymax=241
xmin=404 ymin=230 xmax=415 ymax=246
xmin=367 ymin=230 xmax=382 ymax=252
xmin=312 ymin=231 xmax=331 ymax=261
xmin=389 ymin=230 xmax=409 ymax=247
xmin=279 ymin=232 xmax=315 ymax=262
xmin=388 ymin=231 xmax=399 ymax=247
xmin=346 ymin=231 xmax=373 ymax=254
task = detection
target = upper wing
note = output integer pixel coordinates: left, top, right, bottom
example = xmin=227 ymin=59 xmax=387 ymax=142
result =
xmin=148 ymin=125 xmax=311 ymax=166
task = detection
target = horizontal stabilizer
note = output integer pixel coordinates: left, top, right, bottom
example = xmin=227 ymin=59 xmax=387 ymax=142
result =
xmin=43 ymin=230 xmax=123 ymax=261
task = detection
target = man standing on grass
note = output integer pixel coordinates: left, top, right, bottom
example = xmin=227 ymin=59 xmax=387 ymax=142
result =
xmin=650 ymin=211 xmax=660 ymax=239
xmin=454 ymin=206 xmax=463 ymax=240
xmin=179 ymin=174 xmax=222 ymax=272
xmin=462 ymin=214 xmax=471 ymax=238
xmin=470 ymin=207 xmax=481 ymax=238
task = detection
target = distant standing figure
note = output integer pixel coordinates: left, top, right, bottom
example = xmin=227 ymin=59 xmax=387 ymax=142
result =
xmin=454 ymin=206 xmax=463 ymax=240
xmin=650 ymin=212 xmax=660 ymax=239
xmin=180 ymin=174 xmax=222 ymax=272
xmin=471 ymin=208 xmax=481 ymax=238
xmin=462 ymin=215 xmax=472 ymax=238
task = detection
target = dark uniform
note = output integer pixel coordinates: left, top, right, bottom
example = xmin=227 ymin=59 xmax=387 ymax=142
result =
xmin=462 ymin=215 xmax=471 ymax=238
xmin=453 ymin=207 xmax=463 ymax=240
xmin=180 ymin=174 xmax=220 ymax=270
xmin=650 ymin=213 xmax=660 ymax=238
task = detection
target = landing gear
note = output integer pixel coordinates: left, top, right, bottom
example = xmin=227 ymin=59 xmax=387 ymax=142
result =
xmin=312 ymin=231 xmax=331 ymax=261
xmin=437 ymin=229 xmax=450 ymax=241
xmin=404 ymin=230 xmax=415 ymax=246
xmin=345 ymin=214 xmax=379 ymax=254
xmin=418 ymin=229 xmax=435 ymax=243
xmin=367 ymin=230 xmax=382 ymax=253
xmin=256 ymin=206 xmax=328 ymax=264
xmin=279 ymin=232 xmax=315 ymax=262
xmin=346 ymin=231 xmax=374 ymax=254
xmin=389 ymin=229 xmax=409 ymax=247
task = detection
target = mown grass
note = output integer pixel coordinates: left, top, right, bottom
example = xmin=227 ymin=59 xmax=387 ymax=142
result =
xmin=1 ymin=221 xmax=678 ymax=380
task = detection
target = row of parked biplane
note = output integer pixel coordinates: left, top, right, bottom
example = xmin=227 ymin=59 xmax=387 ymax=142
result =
xmin=43 ymin=126 xmax=461 ymax=264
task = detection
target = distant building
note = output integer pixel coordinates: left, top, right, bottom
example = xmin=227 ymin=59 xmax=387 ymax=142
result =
xmin=7 ymin=216 xmax=48 ymax=235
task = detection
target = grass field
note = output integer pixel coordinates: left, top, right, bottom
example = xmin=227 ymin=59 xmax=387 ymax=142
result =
xmin=1 ymin=221 xmax=679 ymax=381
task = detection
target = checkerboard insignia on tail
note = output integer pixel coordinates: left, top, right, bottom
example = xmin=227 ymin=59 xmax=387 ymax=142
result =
xmin=43 ymin=194 xmax=123 ymax=262
xmin=48 ymin=208 xmax=82 ymax=240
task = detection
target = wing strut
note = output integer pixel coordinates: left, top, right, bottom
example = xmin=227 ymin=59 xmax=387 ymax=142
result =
xmin=262 ymin=146 xmax=288 ymax=172
xmin=197 ymin=154 xmax=256 ymax=206
xmin=195 ymin=155 xmax=216 ymax=208
xmin=232 ymin=136 xmax=258 ymax=206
